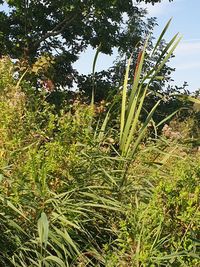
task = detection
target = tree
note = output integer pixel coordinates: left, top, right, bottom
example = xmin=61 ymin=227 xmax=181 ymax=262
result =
xmin=0 ymin=0 xmax=172 ymax=90
xmin=136 ymin=0 xmax=173 ymax=3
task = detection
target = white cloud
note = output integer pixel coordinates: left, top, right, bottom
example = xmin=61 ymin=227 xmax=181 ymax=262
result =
xmin=136 ymin=0 xmax=182 ymax=17
xmin=137 ymin=0 xmax=173 ymax=16
xmin=169 ymin=37 xmax=200 ymax=90
xmin=175 ymin=40 xmax=200 ymax=55
xmin=175 ymin=62 xmax=200 ymax=70
xmin=183 ymin=38 xmax=200 ymax=43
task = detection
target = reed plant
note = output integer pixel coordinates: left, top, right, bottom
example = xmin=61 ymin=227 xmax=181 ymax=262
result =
xmin=119 ymin=19 xmax=182 ymax=158
xmin=0 ymin=21 xmax=199 ymax=267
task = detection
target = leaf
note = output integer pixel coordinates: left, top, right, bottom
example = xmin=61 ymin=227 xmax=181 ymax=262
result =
xmin=43 ymin=256 xmax=66 ymax=267
xmin=37 ymin=212 xmax=49 ymax=248
xmin=151 ymin=18 xmax=172 ymax=56
xmin=0 ymin=173 xmax=3 ymax=182
xmin=120 ymin=56 xmax=132 ymax=142
xmin=119 ymin=21 xmax=182 ymax=159
xmin=97 ymin=109 xmax=110 ymax=141
xmin=53 ymin=226 xmax=80 ymax=255
xmin=129 ymin=100 xmax=161 ymax=157
xmin=156 ymin=108 xmax=181 ymax=127
xmin=15 ymin=69 xmax=28 ymax=89
xmin=0 ymin=196 xmax=29 ymax=221
xmin=91 ymin=43 xmax=102 ymax=106
xmin=176 ymin=95 xmax=200 ymax=104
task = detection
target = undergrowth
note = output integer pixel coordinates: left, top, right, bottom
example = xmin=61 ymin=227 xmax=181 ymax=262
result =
xmin=0 ymin=28 xmax=199 ymax=267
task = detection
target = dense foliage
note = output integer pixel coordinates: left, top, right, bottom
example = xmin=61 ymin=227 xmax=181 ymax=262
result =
xmin=0 ymin=1 xmax=199 ymax=266
xmin=0 ymin=0 xmax=175 ymax=96
xmin=0 ymin=40 xmax=199 ymax=266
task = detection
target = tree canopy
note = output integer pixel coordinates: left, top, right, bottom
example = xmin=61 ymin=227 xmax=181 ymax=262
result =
xmin=0 ymin=0 xmax=173 ymax=91
xmin=136 ymin=0 xmax=173 ymax=3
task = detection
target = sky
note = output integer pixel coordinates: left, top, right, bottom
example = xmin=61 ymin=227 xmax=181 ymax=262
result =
xmin=140 ymin=0 xmax=200 ymax=92
xmin=75 ymin=0 xmax=200 ymax=92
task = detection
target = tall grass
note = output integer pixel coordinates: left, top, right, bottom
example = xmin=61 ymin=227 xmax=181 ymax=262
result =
xmin=119 ymin=20 xmax=182 ymax=158
xmin=0 ymin=21 xmax=199 ymax=267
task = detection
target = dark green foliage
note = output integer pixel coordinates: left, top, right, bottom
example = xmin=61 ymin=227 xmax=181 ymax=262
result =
xmin=136 ymin=0 xmax=173 ymax=3
xmin=0 ymin=0 xmax=175 ymax=99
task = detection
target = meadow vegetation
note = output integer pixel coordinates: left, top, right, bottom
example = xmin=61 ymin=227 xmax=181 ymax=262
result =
xmin=0 ymin=24 xmax=199 ymax=267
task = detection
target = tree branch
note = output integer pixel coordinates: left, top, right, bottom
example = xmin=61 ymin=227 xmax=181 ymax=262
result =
xmin=32 ymin=14 xmax=77 ymax=49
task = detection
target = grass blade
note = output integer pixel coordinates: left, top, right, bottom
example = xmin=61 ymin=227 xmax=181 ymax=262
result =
xmin=120 ymin=56 xmax=132 ymax=142
xmin=151 ymin=18 xmax=172 ymax=56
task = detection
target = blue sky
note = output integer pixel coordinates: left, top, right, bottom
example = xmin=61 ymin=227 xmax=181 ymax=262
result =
xmin=75 ymin=0 xmax=200 ymax=92
xmin=141 ymin=0 xmax=200 ymax=92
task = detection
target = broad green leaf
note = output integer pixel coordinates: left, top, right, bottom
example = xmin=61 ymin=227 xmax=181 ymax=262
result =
xmin=37 ymin=212 xmax=49 ymax=248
